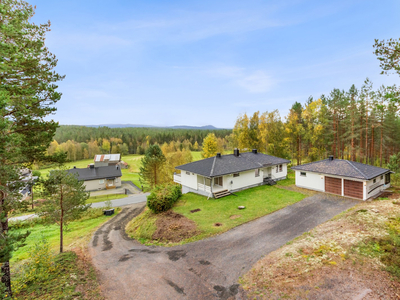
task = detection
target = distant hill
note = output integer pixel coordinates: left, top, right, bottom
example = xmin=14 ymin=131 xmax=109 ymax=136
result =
xmin=81 ymin=124 xmax=225 ymax=130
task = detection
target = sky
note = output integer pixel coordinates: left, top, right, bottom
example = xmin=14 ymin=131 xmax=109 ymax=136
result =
xmin=29 ymin=0 xmax=400 ymax=128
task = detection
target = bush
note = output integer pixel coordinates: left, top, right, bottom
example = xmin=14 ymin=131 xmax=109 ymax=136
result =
xmin=32 ymin=170 xmax=41 ymax=177
xmin=13 ymin=237 xmax=56 ymax=295
xmin=147 ymin=184 xmax=182 ymax=214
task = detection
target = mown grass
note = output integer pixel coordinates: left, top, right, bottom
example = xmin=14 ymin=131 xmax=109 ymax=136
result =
xmin=127 ymin=184 xmax=306 ymax=246
xmin=87 ymin=193 xmax=128 ymax=204
xmin=276 ymin=169 xmax=295 ymax=186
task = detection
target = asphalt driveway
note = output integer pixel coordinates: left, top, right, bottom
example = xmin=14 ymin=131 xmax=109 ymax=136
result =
xmin=89 ymin=194 xmax=359 ymax=300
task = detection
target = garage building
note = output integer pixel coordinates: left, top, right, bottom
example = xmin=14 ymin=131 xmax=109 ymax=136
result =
xmin=291 ymin=156 xmax=391 ymax=200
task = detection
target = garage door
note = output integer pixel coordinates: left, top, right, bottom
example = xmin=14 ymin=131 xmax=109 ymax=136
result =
xmin=344 ymin=179 xmax=363 ymax=199
xmin=325 ymin=176 xmax=342 ymax=195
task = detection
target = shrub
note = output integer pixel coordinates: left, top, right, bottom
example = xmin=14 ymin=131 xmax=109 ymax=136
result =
xmin=13 ymin=237 xmax=56 ymax=295
xmin=32 ymin=170 xmax=41 ymax=177
xmin=147 ymin=183 xmax=182 ymax=214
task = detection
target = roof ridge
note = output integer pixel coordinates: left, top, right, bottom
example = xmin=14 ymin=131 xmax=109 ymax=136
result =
xmin=291 ymin=158 xmax=330 ymax=168
xmin=345 ymin=160 xmax=367 ymax=179
xmin=210 ymin=156 xmax=217 ymax=177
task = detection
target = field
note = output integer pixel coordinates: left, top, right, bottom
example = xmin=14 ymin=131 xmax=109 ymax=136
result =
xmin=126 ymin=183 xmax=306 ymax=246
xmin=35 ymin=151 xmax=203 ymax=190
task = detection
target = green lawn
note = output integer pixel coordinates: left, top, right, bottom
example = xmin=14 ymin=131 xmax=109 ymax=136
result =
xmin=276 ymin=169 xmax=295 ymax=186
xmin=127 ymin=184 xmax=306 ymax=246
xmin=87 ymin=193 xmax=128 ymax=204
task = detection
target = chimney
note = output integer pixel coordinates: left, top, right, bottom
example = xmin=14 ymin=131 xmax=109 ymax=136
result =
xmin=116 ymin=165 xmax=119 ymax=170
xmin=90 ymin=164 xmax=94 ymax=169
xmin=329 ymin=155 xmax=334 ymax=161
xmin=73 ymin=166 xmax=76 ymax=169
xmin=216 ymin=153 xmax=221 ymax=158
xmin=252 ymin=149 xmax=257 ymax=154
xmin=234 ymin=148 xmax=239 ymax=157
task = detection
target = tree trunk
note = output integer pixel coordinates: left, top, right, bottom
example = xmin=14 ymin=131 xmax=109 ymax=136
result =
xmin=365 ymin=98 xmax=369 ymax=164
xmin=0 ymin=196 xmax=11 ymax=297
xmin=380 ymin=125 xmax=383 ymax=167
xmin=332 ymin=114 xmax=336 ymax=158
xmin=371 ymin=126 xmax=374 ymax=164
xmin=351 ymin=118 xmax=355 ymax=161
xmin=60 ymin=186 xmax=63 ymax=253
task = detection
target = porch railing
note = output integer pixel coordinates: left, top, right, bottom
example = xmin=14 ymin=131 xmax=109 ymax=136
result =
xmin=198 ymin=183 xmax=211 ymax=193
xmin=173 ymin=173 xmax=181 ymax=184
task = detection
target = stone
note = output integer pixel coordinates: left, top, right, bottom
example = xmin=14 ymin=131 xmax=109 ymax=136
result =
xmin=238 ymin=206 xmax=245 ymax=210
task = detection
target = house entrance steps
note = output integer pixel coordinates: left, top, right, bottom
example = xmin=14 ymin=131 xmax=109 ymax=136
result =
xmin=213 ymin=189 xmax=231 ymax=198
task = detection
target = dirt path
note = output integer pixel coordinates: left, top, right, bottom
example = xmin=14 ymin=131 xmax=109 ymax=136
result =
xmin=89 ymin=194 xmax=358 ymax=300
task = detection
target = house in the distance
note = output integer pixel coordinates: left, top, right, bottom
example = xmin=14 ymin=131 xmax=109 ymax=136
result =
xmin=93 ymin=154 xmax=121 ymax=167
xmin=68 ymin=165 xmax=122 ymax=191
xmin=291 ymin=156 xmax=391 ymax=200
xmin=173 ymin=149 xmax=290 ymax=198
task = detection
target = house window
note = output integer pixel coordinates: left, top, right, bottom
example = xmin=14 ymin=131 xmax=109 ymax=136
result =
xmin=233 ymin=173 xmax=240 ymax=177
xmin=276 ymin=165 xmax=279 ymax=172
xmin=373 ymin=178 xmax=376 ymax=184
xmin=186 ymin=171 xmax=190 ymax=175
xmin=99 ymin=179 xmax=104 ymax=184
xmin=300 ymin=172 xmax=306 ymax=177
xmin=115 ymin=178 xmax=119 ymax=183
xmin=380 ymin=175 xmax=383 ymax=180
xmin=255 ymin=169 xmax=260 ymax=177
xmin=279 ymin=164 xmax=283 ymax=172
xmin=214 ymin=177 xmax=223 ymax=186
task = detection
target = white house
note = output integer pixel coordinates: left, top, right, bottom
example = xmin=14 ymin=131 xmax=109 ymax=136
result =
xmin=291 ymin=156 xmax=392 ymax=200
xmin=68 ymin=165 xmax=122 ymax=191
xmin=173 ymin=149 xmax=290 ymax=198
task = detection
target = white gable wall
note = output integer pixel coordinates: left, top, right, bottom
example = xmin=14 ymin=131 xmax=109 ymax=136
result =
xmin=366 ymin=175 xmax=390 ymax=199
xmin=180 ymin=171 xmax=197 ymax=190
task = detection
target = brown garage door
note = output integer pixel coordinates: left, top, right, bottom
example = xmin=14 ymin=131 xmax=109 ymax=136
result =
xmin=325 ymin=176 xmax=342 ymax=195
xmin=344 ymin=179 xmax=363 ymax=199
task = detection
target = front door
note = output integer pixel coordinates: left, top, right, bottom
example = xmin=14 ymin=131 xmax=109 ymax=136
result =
xmin=264 ymin=167 xmax=272 ymax=178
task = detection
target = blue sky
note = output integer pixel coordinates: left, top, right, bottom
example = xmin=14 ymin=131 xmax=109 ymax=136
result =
xmin=30 ymin=0 xmax=400 ymax=128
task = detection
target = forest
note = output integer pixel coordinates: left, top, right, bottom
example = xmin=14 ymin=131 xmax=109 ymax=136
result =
xmin=47 ymin=126 xmax=231 ymax=161
xmin=232 ymin=79 xmax=400 ymax=167
xmin=49 ymin=79 xmax=400 ymax=170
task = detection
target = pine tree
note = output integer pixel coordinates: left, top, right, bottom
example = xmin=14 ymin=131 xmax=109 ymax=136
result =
xmin=0 ymin=0 xmax=65 ymax=295
xmin=139 ymin=145 xmax=166 ymax=188
xmin=39 ymin=170 xmax=90 ymax=253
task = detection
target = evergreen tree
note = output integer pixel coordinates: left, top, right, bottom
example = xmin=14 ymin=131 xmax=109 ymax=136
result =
xmin=0 ymin=0 xmax=65 ymax=295
xmin=39 ymin=170 xmax=90 ymax=253
xmin=139 ymin=145 xmax=166 ymax=188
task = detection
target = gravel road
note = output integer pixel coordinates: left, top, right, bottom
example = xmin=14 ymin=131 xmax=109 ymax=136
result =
xmin=89 ymin=194 xmax=359 ymax=300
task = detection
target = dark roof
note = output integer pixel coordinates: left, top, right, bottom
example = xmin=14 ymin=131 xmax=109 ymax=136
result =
xmin=67 ymin=165 xmax=122 ymax=181
xmin=291 ymin=159 xmax=390 ymax=180
xmin=176 ymin=152 xmax=290 ymax=177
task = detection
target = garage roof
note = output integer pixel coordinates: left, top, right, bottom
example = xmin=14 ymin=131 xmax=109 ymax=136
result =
xmin=176 ymin=151 xmax=290 ymax=177
xmin=291 ymin=158 xmax=390 ymax=180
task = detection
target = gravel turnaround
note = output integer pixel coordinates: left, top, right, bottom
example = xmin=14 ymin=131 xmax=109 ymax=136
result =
xmin=89 ymin=194 xmax=359 ymax=300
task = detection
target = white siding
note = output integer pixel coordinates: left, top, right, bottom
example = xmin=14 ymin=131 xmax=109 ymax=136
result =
xmin=180 ymin=171 xmax=198 ymax=190
xmin=224 ymin=169 xmax=264 ymax=191
xmin=366 ymin=175 xmax=390 ymax=199
xmin=295 ymin=170 xmax=325 ymax=192
xmin=83 ymin=177 xmax=121 ymax=191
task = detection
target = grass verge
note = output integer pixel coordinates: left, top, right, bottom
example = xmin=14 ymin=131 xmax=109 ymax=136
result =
xmin=87 ymin=193 xmax=128 ymax=204
xmin=126 ymin=184 xmax=306 ymax=246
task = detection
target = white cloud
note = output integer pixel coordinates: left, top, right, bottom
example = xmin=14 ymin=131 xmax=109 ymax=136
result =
xmin=210 ymin=66 xmax=275 ymax=93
